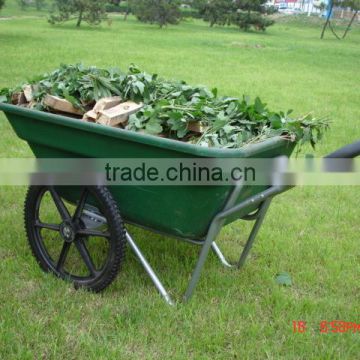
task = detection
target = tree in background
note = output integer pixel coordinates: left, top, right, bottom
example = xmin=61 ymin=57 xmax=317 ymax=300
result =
xmin=0 ymin=0 xmax=4 ymax=11
xmin=131 ymin=0 xmax=181 ymax=28
xmin=17 ymin=0 xmax=28 ymax=10
xmin=194 ymin=0 xmax=234 ymax=27
xmin=35 ymin=0 xmax=46 ymax=10
xmin=49 ymin=0 xmax=107 ymax=27
xmin=16 ymin=0 xmax=46 ymax=11
xmin=231 ymin=0 xmax=274 ymax=31
xmin=194 ymin=0 xmax=274 ymax=31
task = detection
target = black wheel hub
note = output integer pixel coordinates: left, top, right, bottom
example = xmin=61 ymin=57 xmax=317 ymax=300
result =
xmin=60 ymin=222 xmax=76 ymax=243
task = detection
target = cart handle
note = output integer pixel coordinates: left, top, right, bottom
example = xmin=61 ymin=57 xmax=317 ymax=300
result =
xmin=325 ymin=140 xmax=360 ymax=159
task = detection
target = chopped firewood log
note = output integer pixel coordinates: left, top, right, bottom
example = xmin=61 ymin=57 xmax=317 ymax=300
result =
xmin=11 ymin=92 xmax=27 ymax=105
xmin=19 ymin=92 xmax=27 ymax=105
xmin=187 ymin=121 xmax=207 ymax=133
xmin=93 ymin=96 xmax=122 ymax=113
xmin=83 ymin=110 xmax=98 ymax=122
xmin=43 ymin=95 xmax=83 ymax=115
xmin=23 ymin=85 xmax=34 ymax=102
xmin=11 ymin=92 xmax=19 ymax=105
xmin=97 ymin=101 xmax=143 ymax=127
xmin=28 ymin=101 xmax=37 ymax=109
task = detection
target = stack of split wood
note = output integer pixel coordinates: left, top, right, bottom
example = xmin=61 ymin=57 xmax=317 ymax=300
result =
xmin=82 ymin=97 xmax=143 ymax=127
xmin=11 ymin=85 xmax=38 ymax=109
xmin=10 ymin=86 xmax=143 ymax=129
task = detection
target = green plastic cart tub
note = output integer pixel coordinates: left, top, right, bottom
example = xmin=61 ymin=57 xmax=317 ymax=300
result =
xmin=0 ymin=103 xmax=295 ymax=239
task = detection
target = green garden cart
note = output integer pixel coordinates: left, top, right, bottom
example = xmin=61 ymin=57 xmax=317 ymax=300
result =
xmin=1 ymin=103 xmax=359 ymax=305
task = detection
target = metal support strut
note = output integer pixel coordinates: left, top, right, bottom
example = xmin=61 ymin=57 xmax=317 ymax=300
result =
xmin=211 ymin=242 xmax=233 ymax=268
xmin=126 ymin=232 xmax=175 ymax=306
xmin=210 ymin=198 xmax=272 ymax=270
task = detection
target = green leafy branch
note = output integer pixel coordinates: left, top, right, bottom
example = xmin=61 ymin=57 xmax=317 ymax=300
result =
xmin=1 ymin=64 xmax=330 ymax=149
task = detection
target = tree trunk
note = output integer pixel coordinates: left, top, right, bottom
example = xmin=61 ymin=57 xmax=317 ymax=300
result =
xmin=342 ymin=10 xmax=358 ymax=39
xmin=76 ymin=9 xmax=83 ymax=27
xmin=320 ymin=1 xmax=334 ymax=39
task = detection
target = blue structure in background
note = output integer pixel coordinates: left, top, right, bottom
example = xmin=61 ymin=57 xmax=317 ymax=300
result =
xmin=325 ymin=0 xmax=333 ymax=18
xmin=313 ymin=0 xmax=332 ymax=17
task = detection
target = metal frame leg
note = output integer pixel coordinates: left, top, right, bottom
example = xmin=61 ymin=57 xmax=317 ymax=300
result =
xmin=183 ymin=182 xmax=245 ymax=302
xmin=237 ymin=199 xmax=272 ymax=268
xmin=183 ymin=218 xmax=224 ymax=302
xmin=211 ymin=199 xmax=272 ymax=269
xmin=126 ymin=232 xmax=175 ymax=306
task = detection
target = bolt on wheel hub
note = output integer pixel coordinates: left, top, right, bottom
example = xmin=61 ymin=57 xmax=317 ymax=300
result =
xmin=60 ymin=222 xmax=75 ymax=243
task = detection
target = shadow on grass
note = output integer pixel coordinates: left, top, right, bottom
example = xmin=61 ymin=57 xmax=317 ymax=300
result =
xmin=49 ymin=21 xmax=114 ymax=33
xmin=112 ymin=16 xmax=276 ymax=37
xmin=0 ymin=32 xmax=40 ymax=42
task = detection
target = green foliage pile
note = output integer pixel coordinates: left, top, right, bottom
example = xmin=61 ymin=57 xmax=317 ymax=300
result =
xmin=131 ymin=0 xmax=181 ymax=28
xmin=0 ymin=64 xmax=329 ymax=149
xmin=49 ymin=0 xmax=107 ymax=27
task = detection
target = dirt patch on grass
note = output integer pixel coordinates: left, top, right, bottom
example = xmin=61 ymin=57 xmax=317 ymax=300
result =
xmin=231 ymin=42 xmax=266 ymax=49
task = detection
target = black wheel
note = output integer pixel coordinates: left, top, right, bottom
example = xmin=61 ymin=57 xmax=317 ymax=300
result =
xmin=24 ymin=185 xmax=126 ymax=292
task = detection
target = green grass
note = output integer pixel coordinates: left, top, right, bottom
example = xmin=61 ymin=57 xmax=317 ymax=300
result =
xmin=0 ymin=10 xmax=360 ymax=359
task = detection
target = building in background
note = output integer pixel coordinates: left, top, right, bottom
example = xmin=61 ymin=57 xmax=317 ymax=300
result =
xmin=268 ymin=0 xmax=359 ymax=20
xmin=267 ymin=0 xmax=321 ymax=13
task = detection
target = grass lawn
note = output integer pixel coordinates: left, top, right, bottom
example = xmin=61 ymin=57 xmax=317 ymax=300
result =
xmin=0 ymin=6 xmax=359 ymax=359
